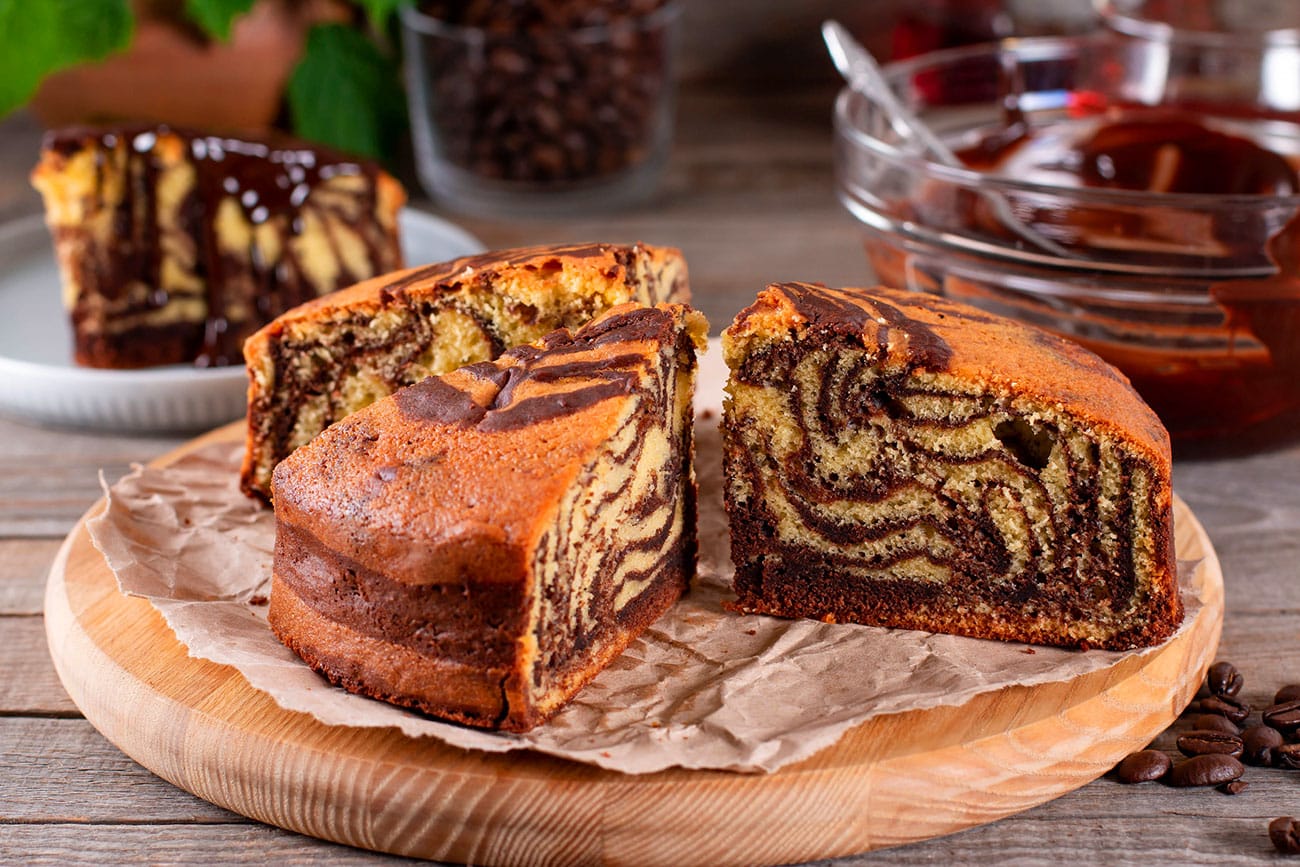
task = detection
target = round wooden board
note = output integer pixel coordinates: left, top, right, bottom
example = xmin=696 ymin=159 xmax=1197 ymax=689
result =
xmin=45 ymin=422 xmax=1224 ymax=867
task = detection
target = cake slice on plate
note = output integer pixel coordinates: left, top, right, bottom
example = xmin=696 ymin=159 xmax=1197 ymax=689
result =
xmin=31 ymin=125 xmax=405 ymax=369
xmin=241 ymin=242 xmax=688 ymax=500
xmin=269 ymin=302 xmax=707 ymax=731
xmin=721 ymin=282 xmax=1181 ymax=650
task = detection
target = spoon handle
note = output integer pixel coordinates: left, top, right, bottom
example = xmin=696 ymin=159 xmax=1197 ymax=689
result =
xmin=822 ymin=20 xmax=960 ymax=165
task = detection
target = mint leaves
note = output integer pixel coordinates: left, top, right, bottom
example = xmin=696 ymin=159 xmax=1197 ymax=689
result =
xmin=183 ymin=0 xmax=257 ymax=41
xmin=0 ymin=0 xmax=134 ymax=118
xmin=287 ymin=23 xmax=407 ymax=162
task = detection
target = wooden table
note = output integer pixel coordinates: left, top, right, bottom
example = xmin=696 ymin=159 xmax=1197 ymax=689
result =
xmin=3 ymin=81 xmax=1299 ymax=865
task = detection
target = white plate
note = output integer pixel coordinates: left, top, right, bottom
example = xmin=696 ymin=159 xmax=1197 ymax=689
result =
xmin=0 ymin=210 xmax=483 ymax=434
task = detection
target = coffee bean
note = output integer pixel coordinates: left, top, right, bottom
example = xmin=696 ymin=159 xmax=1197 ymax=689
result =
xmin=1114 ymin=750 xmax=1171 ymax=783
xmin=1271 ymin=817 xmax=1300 ymax=855
xmin=1276 ymin=684 xmax=1300 ymax=705
xmin=1263 ymin=700 xmax=1300 ymax=735
xmin=1167 ymin=754 xmax=1244 ymax=787
xmin=1219 ymin=780 xmax=1248 ymax=795
xmin=1177 ymin=730 xmax=1244 ymax=758
xmin=1242 ymin=725 xmax=1284 ymax=766
xmin=418 ymin=0 xmax=672 ymax=186
xmin=1207 ymin=661 xmax=1244 ymax=698
xmin=1190 ymin=713 xmax=1240 ymax=735
xmin=1275 ymin=743 xmax=1300 ymax=770
xmin=1194 ymin=695 xmax=1250 ymax=723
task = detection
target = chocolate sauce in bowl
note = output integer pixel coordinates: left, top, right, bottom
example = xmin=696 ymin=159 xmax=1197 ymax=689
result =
xmin=950 ymin=110 xmax=1300 ymax=448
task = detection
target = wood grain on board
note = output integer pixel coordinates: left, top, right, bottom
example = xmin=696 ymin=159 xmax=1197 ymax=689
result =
xmin=42 ymin=424 xmax=1224 ymax=867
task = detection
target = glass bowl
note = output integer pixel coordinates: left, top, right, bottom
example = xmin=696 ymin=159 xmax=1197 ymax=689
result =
xmin=401 ymin=2 xmax=680 ymax=218
xmin=834 ymin=32 xmax=1300 ymax=453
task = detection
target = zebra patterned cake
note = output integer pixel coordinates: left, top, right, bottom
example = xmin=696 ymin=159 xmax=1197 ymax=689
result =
xmin=269 ymin=302 xmax=707 ymax=731
xmin=722 ymin=282 xmax=1182 ymax=650
xmin=242 ymin=242 xmax=688 ymax=500
xmin=32 ymin=125 xmax=405 ymax=369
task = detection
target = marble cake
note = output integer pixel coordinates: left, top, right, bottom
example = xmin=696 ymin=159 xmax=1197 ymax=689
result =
xmin=31 ymin=125 xmax=405 ymax=369
xmin=722 ymin=282 xmax=1182 ymax=650
xmin=241 ymin=242 xmax=688 ymax=500
xmin=269 ymin=302 xmax=707 ymax=731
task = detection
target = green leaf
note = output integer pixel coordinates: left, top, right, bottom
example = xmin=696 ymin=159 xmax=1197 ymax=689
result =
xmin=287 ymin=23 xmax=406 ymax=163
xmin=0 ymin=0 xmax=134 ymax=118
xmin=354 ymin=0 xmax=405 ymax=34
xmin=184 ymin=0 xmax=257 ymax=41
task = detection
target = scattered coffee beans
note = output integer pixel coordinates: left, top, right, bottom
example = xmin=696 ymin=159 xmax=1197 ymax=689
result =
xmin=1207 ymin=661 xmax=1244 ymax=698
xmin=1191 ymin=713 xmax=1240 ymax=735
xmin=1263 ymin=700 xmax=1300 ymax=736
xmin=1107 ymin=660 xmax=1300 ymax=855
xmin=1194 ymin=694 xmax=1250 ymax=724
xmin=1115 ymin=750 xmax=1171 ymax=783
xmin=1241 ymin=725 xmax=1284 ymax=767
xmin=1168 ymin=754 xmax=1244 ymax=787
xmin=1274 ymin=743 xmax=1300 ymax=771
xmin=1177 ymin=730 xmax=1244 ymax=759
xmin=1271 ymin=817 xmax=1300 ymax=855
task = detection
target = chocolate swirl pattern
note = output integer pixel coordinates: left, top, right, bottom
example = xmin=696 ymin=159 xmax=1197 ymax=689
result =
xmin=723 ymin=283 xmax=1181 ymax=651
xmin=242 ymin=242 xmax=689 ymax=501
xmin=268 ymin=302 xmax=706 ymax=731
xmin=31 ymin=125 xmax=405 ymax=369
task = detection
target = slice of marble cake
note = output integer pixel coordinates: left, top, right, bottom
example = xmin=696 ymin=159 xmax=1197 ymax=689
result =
xmin=721 ymin=282 xmax=1182 ymax=650
xmin=270 ymin=302 xmax=707 ymax=731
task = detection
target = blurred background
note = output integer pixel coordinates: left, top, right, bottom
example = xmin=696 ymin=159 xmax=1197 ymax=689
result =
xmin=0 ymin=0 xmax=1097 ymax=221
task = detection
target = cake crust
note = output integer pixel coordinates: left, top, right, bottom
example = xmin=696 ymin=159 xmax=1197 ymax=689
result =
xmin=270 ymin=302 xmax=706 ymax=730
xmin=242 ymin=242 xmax=689 ymax=501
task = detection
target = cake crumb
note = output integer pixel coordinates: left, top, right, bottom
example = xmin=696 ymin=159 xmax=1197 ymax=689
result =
xmin=745 ymin=629 xmax=757 ymax=636
xmin=1021 ymin=647 xmax=1036 ymax=655
xmin=248 ymin=594 xmax=269 ymax=606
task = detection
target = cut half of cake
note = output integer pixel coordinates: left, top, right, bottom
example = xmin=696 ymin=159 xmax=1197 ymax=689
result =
xmin=241 ymin=242 xmax=688 ymax=500
xmin=31 ymin=125 xmax=405 ymax=369
xmin=722 ymin=282 xmax=1182 ymax=650
xmin=269 ymin=302 xmax=707 ymax=731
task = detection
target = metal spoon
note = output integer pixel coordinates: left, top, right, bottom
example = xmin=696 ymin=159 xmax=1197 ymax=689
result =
xmin=823 ymin=20 xmax=1078 ymax=259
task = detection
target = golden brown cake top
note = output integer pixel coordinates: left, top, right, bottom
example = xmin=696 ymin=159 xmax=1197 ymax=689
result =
xmin=245 ymin=241 xmax=687 ymax=349
xmin=273 ymin=302 xmax=706 ymax=585
xmin=725 ymin=282 xmax=1170 ymax=464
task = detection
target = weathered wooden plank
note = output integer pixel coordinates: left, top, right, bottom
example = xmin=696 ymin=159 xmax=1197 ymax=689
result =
xmin=0 ymin=616 xmax=78 ymax=715
xmin=852 ymin=816 xmax=1289 ymax=865
xmin=0 ymin=812 xmax=1291 ymax=866
xmin=0 ymin=824 xmax=426 ymax=866
xmin=0 ymin=538 xmax=62 ymax=614
xmin=0 ymin=418 xmax=182 ymax=537
xmin=0 ymin=718 xmax=237 ymax=823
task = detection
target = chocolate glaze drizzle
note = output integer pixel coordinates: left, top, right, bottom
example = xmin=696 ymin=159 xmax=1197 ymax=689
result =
xmin=394 ymin=308 xmax=667 ymax=431
xmin=45 ymin=125 xmax=399 ymax=367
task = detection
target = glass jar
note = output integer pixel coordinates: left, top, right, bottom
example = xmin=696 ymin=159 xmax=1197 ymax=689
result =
xmin=400 ymin=1 xmax=680 ymax=218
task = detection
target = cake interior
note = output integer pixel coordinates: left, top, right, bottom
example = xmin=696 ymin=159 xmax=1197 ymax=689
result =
xmin=724 ymin=337 xmax=1175 ymax=650
xmin=244 ymin=250 xmax=686 ymax=499
xmin=522 ymin=313 xmax=701 ymax=719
